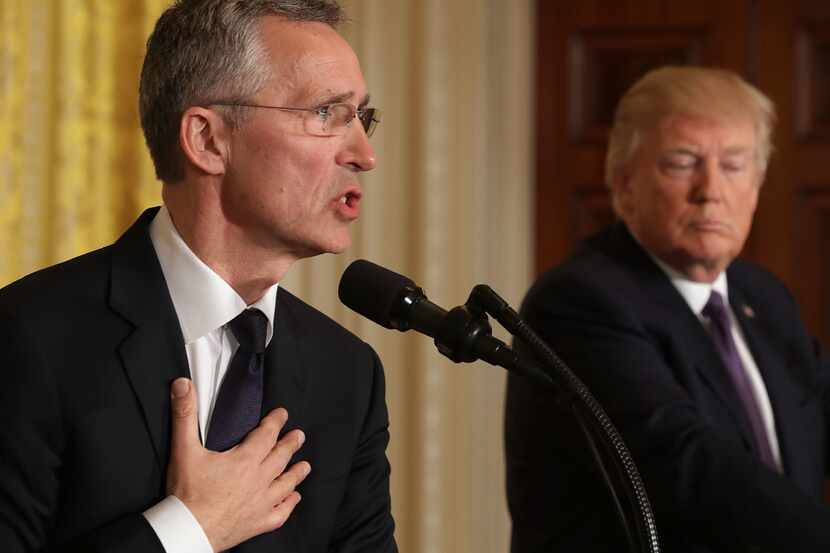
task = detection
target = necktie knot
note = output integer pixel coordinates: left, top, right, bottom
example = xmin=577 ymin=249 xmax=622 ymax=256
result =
xmin=702 ymin=290 xmax=732 ymax=341
xmin=229 ymin=308 xmax=268 ymax=353
xmin=702 ymin=290 xmax=727 ymax=322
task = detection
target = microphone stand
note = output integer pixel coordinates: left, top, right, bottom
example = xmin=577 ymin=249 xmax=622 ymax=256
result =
xmin=431 ymin=285 xmax=661 ymax=553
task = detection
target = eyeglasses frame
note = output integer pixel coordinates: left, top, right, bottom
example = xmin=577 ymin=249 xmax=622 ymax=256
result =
xmin=210 ymin=102 xmax=381 ymax=138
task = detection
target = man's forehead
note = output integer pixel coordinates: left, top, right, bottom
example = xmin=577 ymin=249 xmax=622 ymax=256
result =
xmin=257 ymin=17 xmax=367 ymax=103
xmin=653 ymin=113 xmax=757 ymax=149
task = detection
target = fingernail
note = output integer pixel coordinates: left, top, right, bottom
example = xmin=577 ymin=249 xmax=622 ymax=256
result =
xmin=297 ymin=431 xmax=306 ymax=447
xmin=172 ymin=378 xmax=189 ymax=398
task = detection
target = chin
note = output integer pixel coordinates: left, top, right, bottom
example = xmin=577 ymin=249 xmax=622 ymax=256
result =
xmin=316 ymin=236 xmax=352 ymax=256
xmin=689 ymin=236 xmax=737 ymax=258
xmin=686 ymin=253 xmax=734 ymax=277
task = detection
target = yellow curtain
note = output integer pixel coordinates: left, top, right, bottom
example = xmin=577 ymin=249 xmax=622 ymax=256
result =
xmin=0 ymin=1 xmax=168 ymax=286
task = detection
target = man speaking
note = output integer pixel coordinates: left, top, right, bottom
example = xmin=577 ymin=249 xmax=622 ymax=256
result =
xmin=0 ymin=1 xmax=396 ymax=552
xmin=505 ymin=67 xmax=830 ymax=552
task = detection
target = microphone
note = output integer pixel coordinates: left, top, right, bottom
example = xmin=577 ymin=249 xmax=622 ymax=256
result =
xmin=338 ymin=259 xmax=521 ymax=369
xmin=339 ymin=261 xmax=659 ymax=553
xmin=337 ymin=259 xmax=444 ymax=334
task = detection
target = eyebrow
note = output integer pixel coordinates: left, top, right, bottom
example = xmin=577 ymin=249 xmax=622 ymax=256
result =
xmin=317 ymin=92 xmax=372 ymax=108
xmin=722 ymin=146 xmax=753 ymax=157
xmin=662 ymin=147 xmax=700 ymax=156
xmin=662 ymin=146 xmax=753 ymax=157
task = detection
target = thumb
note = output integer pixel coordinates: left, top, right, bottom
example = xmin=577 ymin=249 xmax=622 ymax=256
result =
xmin=169 ymin=378 xmax=200 ymax=451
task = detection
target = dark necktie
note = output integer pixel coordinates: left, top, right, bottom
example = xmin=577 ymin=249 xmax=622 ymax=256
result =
xmin=702 ymin=291 xmax=777 ymax=470
xmin=205 ymin=308 xmax=268 ymax=452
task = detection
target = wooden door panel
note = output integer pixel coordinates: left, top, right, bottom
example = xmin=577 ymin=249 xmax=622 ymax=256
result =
xmin=535 ymin=1 xmax=751 ymax=274
xmin=536 ymin=0 xmax=830 ymax=347
xmin=755 ymin=1 xmax=830 ymax=346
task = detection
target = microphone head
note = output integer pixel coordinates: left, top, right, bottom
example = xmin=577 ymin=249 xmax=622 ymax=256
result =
xmin=339 ymin=259 xmax=418 ymax=330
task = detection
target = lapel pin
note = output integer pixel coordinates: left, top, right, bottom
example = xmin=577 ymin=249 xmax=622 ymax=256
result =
xmin=741 ymin=304 xmax=755 ymax=318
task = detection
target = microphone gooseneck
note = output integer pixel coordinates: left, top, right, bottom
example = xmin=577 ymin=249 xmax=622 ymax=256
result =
xmin=338 ymin=259 xmax=661 ymax=553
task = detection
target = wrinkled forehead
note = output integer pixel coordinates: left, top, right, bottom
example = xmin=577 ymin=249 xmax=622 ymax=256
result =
xmin=256 ymin=17 xmax=367 ymax=105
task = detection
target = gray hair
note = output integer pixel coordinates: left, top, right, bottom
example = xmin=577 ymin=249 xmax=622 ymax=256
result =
xmin=139 ymin=0 xmax=345 ymax=183
xmin=605 ymin=66 xmax=776 ymax=213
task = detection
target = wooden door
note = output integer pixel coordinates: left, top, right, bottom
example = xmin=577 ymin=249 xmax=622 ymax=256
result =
xmin=754 ymin=1 xmax=830 ymax=347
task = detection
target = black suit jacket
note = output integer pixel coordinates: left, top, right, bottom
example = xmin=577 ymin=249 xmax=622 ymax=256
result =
xmin=0 ymin=209 xmax=396 ymax=553
xmin=505 ymin=223 xmax=830 ymax=553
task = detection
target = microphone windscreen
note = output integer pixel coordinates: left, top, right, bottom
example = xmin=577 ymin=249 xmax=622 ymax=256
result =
xmin=338 ymin=259 xmax=415 ymax=329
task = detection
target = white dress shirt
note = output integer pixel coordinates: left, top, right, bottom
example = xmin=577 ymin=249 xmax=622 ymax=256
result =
xmin=651 ymin=257 xmax=782 ymax=470
xmin=142 ymin=206 xmax=279 ymax=553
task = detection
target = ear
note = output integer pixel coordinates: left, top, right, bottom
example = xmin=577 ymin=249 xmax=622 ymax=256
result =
xmin=610 ymin=172 xmax=633 ymax=219
xmin=179 ymin=107 xmax=230 ymax=177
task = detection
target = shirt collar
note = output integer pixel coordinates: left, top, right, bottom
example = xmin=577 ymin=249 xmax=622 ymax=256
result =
xmin=148 ymin=205 xmax=277 ymax=345
xmin=648 ymin=253 xmax=729 ymax=316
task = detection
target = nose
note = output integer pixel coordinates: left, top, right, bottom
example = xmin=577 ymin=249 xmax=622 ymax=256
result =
xmin=337 ymin=123 xmax=377 ymax=172
xmin=691 ymin=158 xmax=724 ymax=203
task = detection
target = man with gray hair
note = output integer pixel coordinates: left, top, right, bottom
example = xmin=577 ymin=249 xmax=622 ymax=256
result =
xmin=505 ymin=66 xmax=830 ymax=552
xmin=0 ymin=1 xmax=395 ymax=552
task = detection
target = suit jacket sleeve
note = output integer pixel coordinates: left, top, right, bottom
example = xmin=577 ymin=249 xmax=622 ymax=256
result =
xmin=328 ymin=347 xmax=397 ymax=553
xmin=0 ymin=307 xmax=164 ymax=553
xmin=508 ymin=271 xmax=830 ymax=552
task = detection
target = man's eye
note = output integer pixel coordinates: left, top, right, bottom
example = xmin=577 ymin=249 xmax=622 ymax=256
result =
xmin=661 ymin=155 xmax=697 ymax=173
xmin=315 ymin=106 xmax=332 ymax=120
xmin=721 ymin=159 xmax=748 ymax=173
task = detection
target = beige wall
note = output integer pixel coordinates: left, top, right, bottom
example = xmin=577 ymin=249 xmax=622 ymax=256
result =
xmin=284 ymin=1 xmax=534 ymax=551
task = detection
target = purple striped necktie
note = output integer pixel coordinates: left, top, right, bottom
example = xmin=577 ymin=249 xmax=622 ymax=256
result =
xmin=702 ymin=291 xmax=778 ymax=470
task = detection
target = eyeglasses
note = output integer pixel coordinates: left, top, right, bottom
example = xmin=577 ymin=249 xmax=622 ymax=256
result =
xmin=212 ymin=102 xmax=381 ymax=138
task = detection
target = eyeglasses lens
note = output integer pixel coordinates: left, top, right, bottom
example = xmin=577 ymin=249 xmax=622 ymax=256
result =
xmin=360 ymin=108 xmax=380 ymax=137
xmin=309 ymin=104 xmax=380 ymax=137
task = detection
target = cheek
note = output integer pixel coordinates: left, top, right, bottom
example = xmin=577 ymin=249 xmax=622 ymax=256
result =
xmin=646 ymin=189 xmax=688 ymax=227
xmin=731 ymin=187 xmax=759 ymax=226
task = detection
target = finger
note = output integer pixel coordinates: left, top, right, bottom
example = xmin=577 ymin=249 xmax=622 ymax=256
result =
xmin=263 ymin=429 xmax=305 ymax=475
xmin=239 ymin=407 xmax=288 ymax=458
xmin=169 ymin=378 xmax=200 ymax=453
xmin=266 ymin=491 xmax=302 ymax=531
xmin=268 ymin=462 xmax=310 ymax=505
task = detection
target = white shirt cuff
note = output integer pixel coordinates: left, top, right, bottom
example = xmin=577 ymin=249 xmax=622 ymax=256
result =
xmin=143 ymin=495 xmax=213 ymax=553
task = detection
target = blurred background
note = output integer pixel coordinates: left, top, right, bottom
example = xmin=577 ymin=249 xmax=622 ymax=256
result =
xmin=2 ymin=1 xmax=830 ymax=552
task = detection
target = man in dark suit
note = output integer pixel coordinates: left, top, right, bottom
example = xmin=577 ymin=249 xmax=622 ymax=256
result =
xmin=0 ymin=1 xmax=395 ymax=552
xmin=505 ymin=66 xmax=830 ymax=552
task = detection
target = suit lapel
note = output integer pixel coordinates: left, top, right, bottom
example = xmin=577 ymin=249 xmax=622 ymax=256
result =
xmin=654 ymin=292 xmax=759 ymax=446
xmin=109 ymin=211 xmax=310 ymax=551
xmin=109 ymin=208 xmax=190 ymax=479
xmin=263 ymin=288 xmax=309 ymax=435
xmin=686 ymin=319 xmax=759 ymax=449
xmin=607 ymin=226 xmax=759 ymax=446
xmin=246 ymin=288 xmax=309 ymax=551
xmin=729 ymin=282 xmax=801 ymax=473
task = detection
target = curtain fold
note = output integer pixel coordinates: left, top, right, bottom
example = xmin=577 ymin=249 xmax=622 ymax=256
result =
xmin=1 ymin=1 xmax=163 ymax=281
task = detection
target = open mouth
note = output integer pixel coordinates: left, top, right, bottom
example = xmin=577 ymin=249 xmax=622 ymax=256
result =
xmin=339 ymin=191 xmax=361 ymax=208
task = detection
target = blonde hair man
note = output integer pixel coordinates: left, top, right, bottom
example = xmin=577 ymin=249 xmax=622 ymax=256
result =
xmin=506 ymin=66 xmax=830 ymax=553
